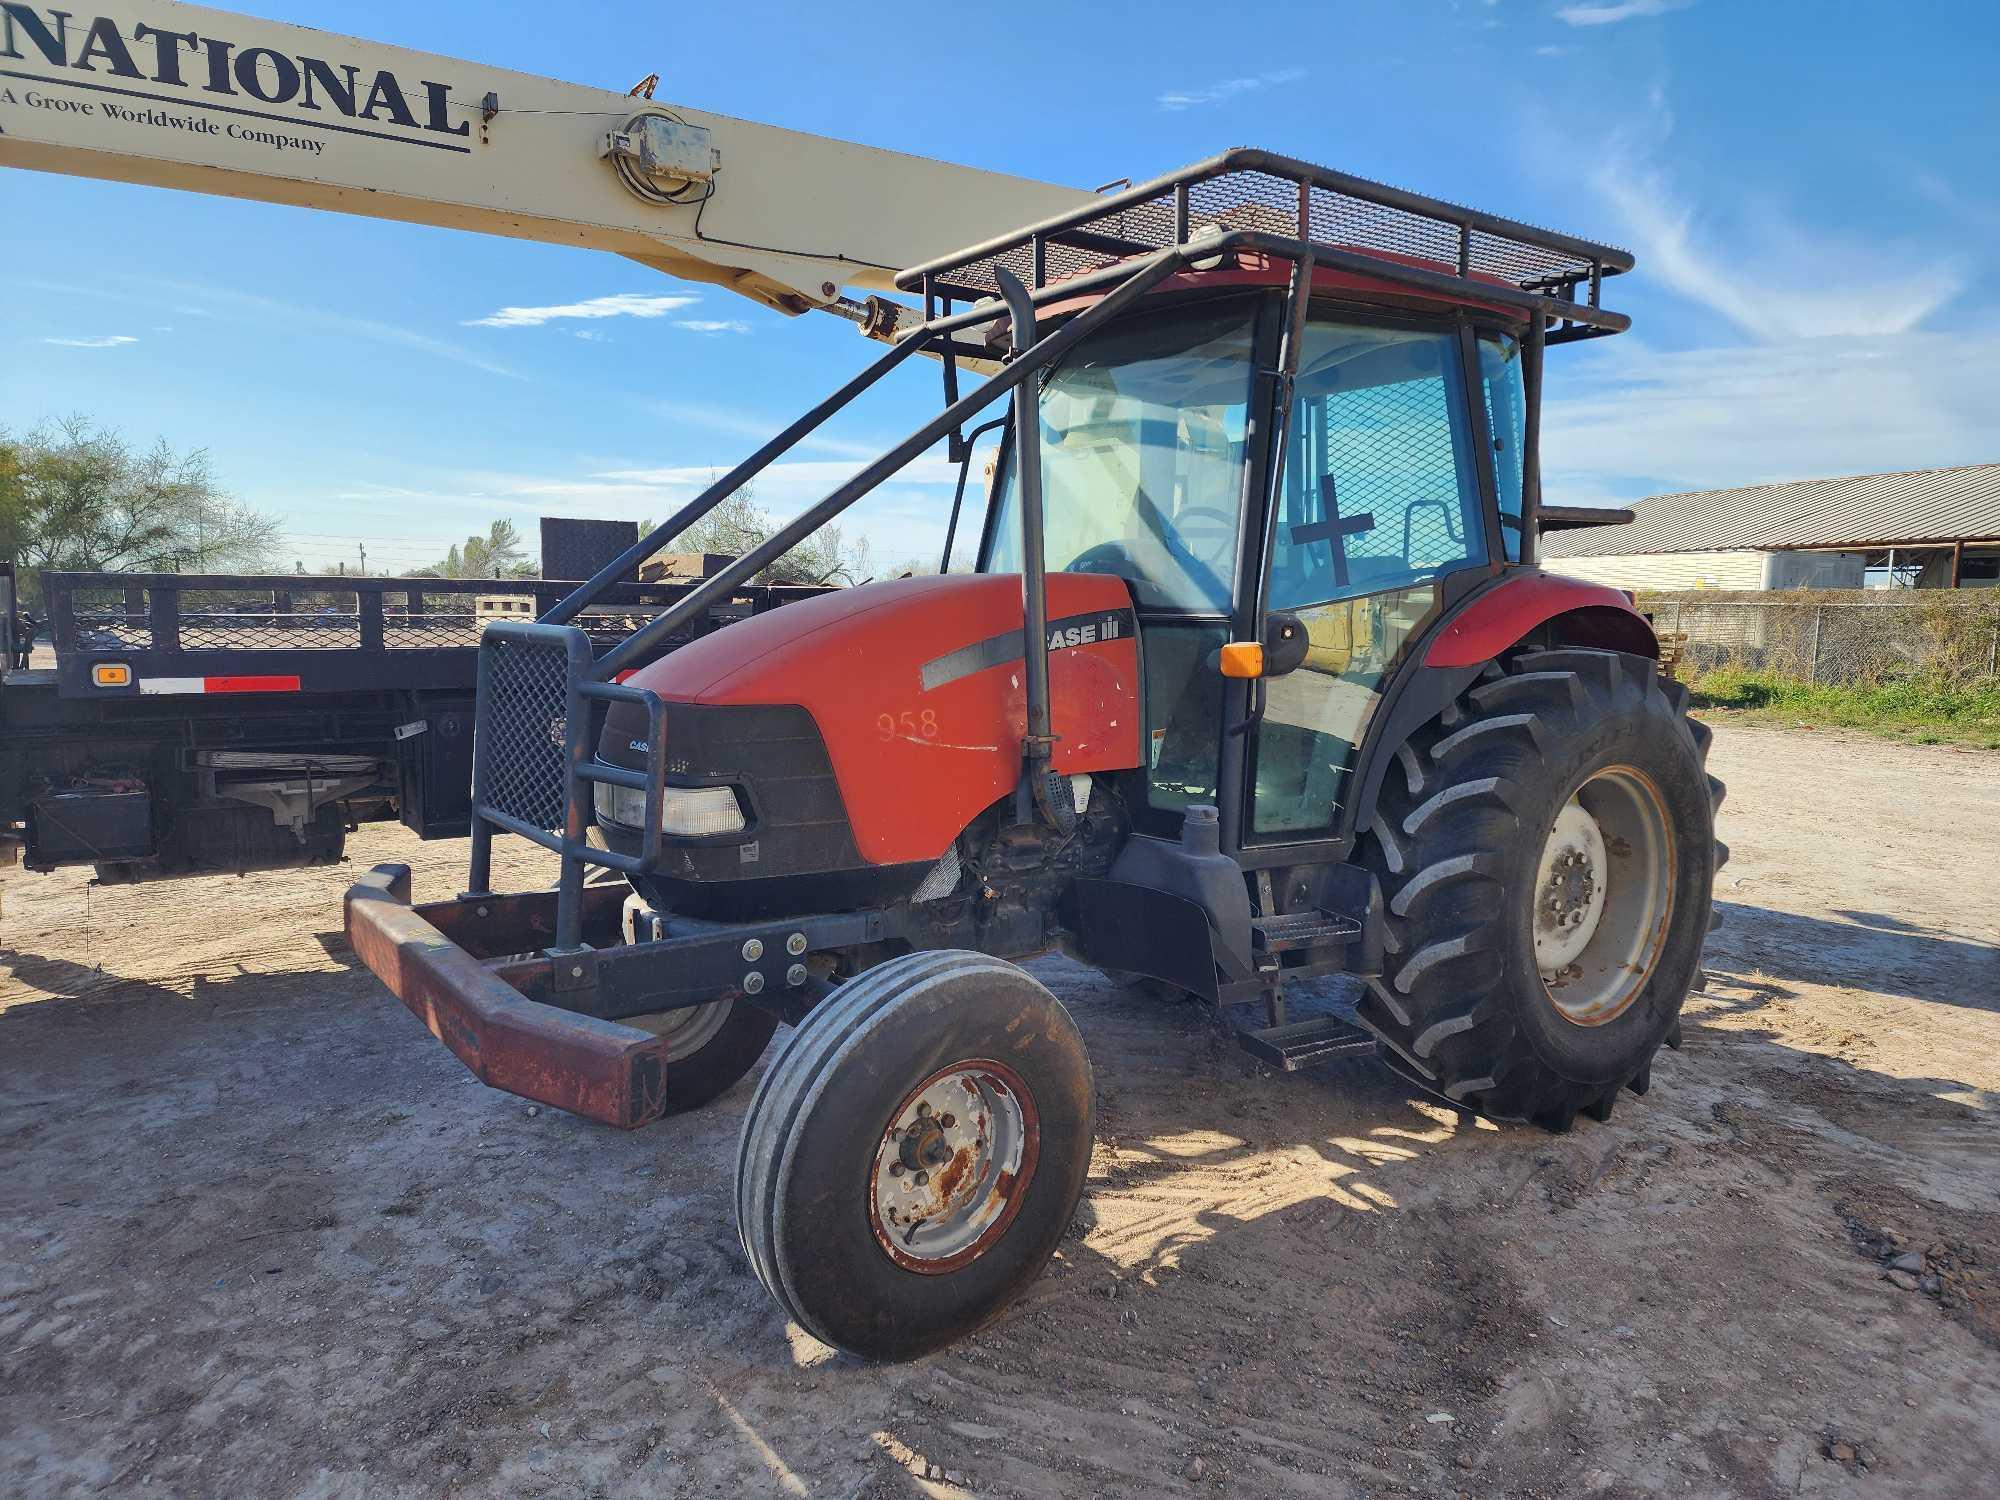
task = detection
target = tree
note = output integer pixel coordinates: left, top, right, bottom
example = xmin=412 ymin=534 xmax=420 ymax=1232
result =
xmin=0 ymin=436 xmax=24 ymax=574
xmin=429 ymin=519 xmax=535 ymax=580
xmin=2 ymin=417 xmax=279 ymax=600
xmin=650 ymin=483 xmax=870 ymax=586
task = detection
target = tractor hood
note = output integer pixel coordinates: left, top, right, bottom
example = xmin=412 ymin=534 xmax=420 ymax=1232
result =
xmin=601 ymin=572 xmax=1143 ymax=870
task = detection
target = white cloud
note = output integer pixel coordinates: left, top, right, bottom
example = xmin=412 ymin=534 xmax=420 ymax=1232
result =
xmin=674 ymin=319 xmax=751 ymax=335
xmin=1525 ymin=82 xmax=1993 ymax=507
xmin=42 ymin=334 xmax=137 ymax=348
xmin=645 ymin=399 xmax=884 ymax=460
xmin=1569 ymin=85 xmax=1964 ymax=342
xmin=1593 ymin=166 xmax=1964 ymax=341
xmin=328 ymin=456 xmax=963 ymax=517
xmin=464 ymin=293 xmax=701 ymax=329
xmin=1157 ymin=67 xmax=1305 ymax=111
xmin=1911 ymin=168 xmax=2000 ymax=238
xmin=323 ymin=453 xmax=968 ymax=575
xmin=1534 ymin=44 xmax=1575 ymax=57
xmin=1543 ymin=329 xmax=2000 ymax=505
xmin=593 ymin=456 xmax=962 ymax=505
xmin=1555 ymin=0 xmax=1692 ymax=24
xmin=24 ymin=274 xmax=524 ymax=379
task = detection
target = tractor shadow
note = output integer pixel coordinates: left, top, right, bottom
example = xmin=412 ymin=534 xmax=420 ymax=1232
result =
xmin=879 ymin=958 xmax=2000 ymax=1495
xmin=0 ymin=938 xmax=374 ymax=1123
xmin=0 ymin=947 xmax=193 ymax=1014
xmin=1705 ymin=900 xmax=1998 ymax=1015
xmin=0 ymin=937 xmax=363 ymax=1015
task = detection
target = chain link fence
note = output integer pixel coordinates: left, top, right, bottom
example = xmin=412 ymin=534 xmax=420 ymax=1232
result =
xmin=1640 ymin=591 xmax=2000 ymax=686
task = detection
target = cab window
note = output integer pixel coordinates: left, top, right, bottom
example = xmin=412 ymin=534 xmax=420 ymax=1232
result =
xmin=986 ymin=301 xmax=1258 ymax=613
xmin=1266 ymin=321 xmax=1485 ymax=614
xmin=1481 ymin=334 xmax=1527 ymax=562
xmin=1251 ymin=316 xmax=1486 ymax=839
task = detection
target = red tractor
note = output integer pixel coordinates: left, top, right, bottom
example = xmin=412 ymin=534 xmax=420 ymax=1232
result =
xmin=347 ymin=150 xmax=1721 ymax=1360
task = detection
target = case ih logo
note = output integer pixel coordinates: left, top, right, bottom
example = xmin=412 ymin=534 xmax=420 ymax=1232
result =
xmin=0 ymin=4 xmax=469 ymax=143
xmin=919 ymin=608 xmax=1137 ymax=694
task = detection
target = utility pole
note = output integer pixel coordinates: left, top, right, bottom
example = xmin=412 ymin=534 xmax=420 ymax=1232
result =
xmin=358 ymin=542 xmax=368 ymax=577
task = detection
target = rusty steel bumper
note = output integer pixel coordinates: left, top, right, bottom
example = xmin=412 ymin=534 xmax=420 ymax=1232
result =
xmin=343 ymin=863 xmax=668 ymax=1129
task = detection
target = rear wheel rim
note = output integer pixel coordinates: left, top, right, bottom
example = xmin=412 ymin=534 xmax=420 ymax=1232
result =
xmin=867 ymin=1060 xmax=1040 ymax=1275
xmin=1535 ymin=764 xmax=1675 ymax=1026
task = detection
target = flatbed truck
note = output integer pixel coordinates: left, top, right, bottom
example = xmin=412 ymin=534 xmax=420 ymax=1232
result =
xmin=0 ymin=563 xmax=823 ymax=881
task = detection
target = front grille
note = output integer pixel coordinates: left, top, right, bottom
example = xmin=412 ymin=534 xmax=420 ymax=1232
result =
xmin=476 ymin=632 xmax=572 ymax=831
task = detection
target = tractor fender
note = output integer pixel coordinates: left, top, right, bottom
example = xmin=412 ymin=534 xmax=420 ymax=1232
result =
xmin=1424 ymin=570 xmax=1657 ymax=668
xmin=1343 ymin=571 xmax=1658 ymax=854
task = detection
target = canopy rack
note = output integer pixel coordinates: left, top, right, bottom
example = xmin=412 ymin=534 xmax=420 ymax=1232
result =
xmin=897 ymin=147 xmax=1632 ymax=345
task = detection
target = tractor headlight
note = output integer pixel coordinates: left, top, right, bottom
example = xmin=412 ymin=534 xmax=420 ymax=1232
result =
xmin=593 ymin=780 xmax=746 ymax=837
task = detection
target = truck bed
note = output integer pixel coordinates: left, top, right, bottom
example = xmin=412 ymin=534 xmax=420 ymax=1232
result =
xmin=3 ymin=568 xmax=826 ymax=881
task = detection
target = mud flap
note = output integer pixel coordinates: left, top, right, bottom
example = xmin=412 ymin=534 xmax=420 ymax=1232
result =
xmin=1068 ymin=878 xmax=1222 ymax=1003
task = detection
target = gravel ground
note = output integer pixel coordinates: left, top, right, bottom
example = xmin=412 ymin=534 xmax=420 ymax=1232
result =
xmin=3 ymin=721 xmax=1997 ymax=1498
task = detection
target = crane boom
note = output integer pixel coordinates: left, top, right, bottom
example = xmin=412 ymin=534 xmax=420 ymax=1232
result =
xmin=0 ymin=1 xmax=1094 ymax=315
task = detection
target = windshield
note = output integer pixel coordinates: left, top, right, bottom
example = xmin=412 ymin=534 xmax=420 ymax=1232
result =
xmin=985 ymin=300 xmax=1257 ymax=612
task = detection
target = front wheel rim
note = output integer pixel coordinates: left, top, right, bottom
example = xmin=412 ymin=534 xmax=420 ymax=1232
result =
xmin=1534 ymin=765 xmax=1676 ymax=1026
xmin=867 ymin=1059 xmax=1040 ymax=1275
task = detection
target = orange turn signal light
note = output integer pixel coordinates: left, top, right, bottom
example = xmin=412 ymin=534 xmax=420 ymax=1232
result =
xmin=1217 ymin=641 xmax=1264 ymax=679
xmin=91 ymin=663 xmax=133 ymax=688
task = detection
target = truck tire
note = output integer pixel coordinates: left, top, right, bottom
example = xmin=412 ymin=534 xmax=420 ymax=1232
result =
xmin=1355 ymin=648 xmax=1721 ymax=1131
xmin=735 ymin=949 xmax=1093 ymax=1360
xmin=623 ymin=1000 xmax=776 ymax=1116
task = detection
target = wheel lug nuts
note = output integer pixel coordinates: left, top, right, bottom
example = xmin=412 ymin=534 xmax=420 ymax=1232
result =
xmin=939 ymin=1113 xmax=956 ymax=1129
xmin=915 ymin=1101 xmax=931 ymax=1117
xmin=888 ymin=1161 xmax=903 ymax=1176
xmin=913 ymin=1171 xmax=928 ymax=1187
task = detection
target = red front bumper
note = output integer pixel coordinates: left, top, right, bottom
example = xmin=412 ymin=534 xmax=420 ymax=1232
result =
xmin=343 ymin=864 xmax=669 ymax=1129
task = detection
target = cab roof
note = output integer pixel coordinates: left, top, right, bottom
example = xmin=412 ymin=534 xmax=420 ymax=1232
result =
xmin=897 ymin=147 xmax=1632 ymax=346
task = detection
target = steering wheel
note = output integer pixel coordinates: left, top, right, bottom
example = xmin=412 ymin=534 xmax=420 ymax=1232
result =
xmin=1067 ymin=540 xmax=1141 ymax=577
xmin=1173 ymin=506 xmax=1238 ymax=571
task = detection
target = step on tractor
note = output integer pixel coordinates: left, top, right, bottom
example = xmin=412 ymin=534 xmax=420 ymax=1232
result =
xmin=339 ymin=152 xmax=1724 ymax=1359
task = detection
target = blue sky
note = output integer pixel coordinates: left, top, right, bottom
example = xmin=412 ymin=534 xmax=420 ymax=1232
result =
xmin=7 ymin=0 xmax=1997 ymax=575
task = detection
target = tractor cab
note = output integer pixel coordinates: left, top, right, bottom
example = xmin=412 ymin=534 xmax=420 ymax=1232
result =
xmin=347 ymin=149 xmax=1719 ymax=1363
xmin=977 ymin=287 xmax=1533 ymax=848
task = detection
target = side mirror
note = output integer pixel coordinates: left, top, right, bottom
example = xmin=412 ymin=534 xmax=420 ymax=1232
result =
xmin=1207 ymin=613 xmax=1310 ymax=681
xmin=1262 ymin=611 xmax=1310 ymax=677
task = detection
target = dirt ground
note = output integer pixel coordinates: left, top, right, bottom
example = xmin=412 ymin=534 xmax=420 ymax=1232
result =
xmin=3 ymin=722 xmax=1996 ymax=1499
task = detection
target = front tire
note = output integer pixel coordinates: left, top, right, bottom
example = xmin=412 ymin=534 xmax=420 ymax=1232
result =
xmin=624 ymin=999 xmax=776 ymax=1117
xmin=735 ymin=950 xmax=1094 ymax=1360
xmin=1356 ymin=648 xmax=1721 ymax=1130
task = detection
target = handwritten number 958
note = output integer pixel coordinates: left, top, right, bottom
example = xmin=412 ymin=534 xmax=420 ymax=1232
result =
xmin=877 ymin=709 xmax=939 ymax=741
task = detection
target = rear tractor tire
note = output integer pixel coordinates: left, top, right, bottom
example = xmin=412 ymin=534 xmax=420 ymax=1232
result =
xmin=735 ymin=950 xmax=1094 ymax=1360
xmin=1356 ymin=648 xmax=1722 ymax=1131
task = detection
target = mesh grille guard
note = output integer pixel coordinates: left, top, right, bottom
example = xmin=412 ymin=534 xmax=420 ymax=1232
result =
xmin=896 ymin=148 xmax=1632 ymax=342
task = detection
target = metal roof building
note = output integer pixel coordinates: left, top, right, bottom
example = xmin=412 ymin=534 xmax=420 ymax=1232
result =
xmin=1541 ymin=463 xmax=2000 ymax=591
